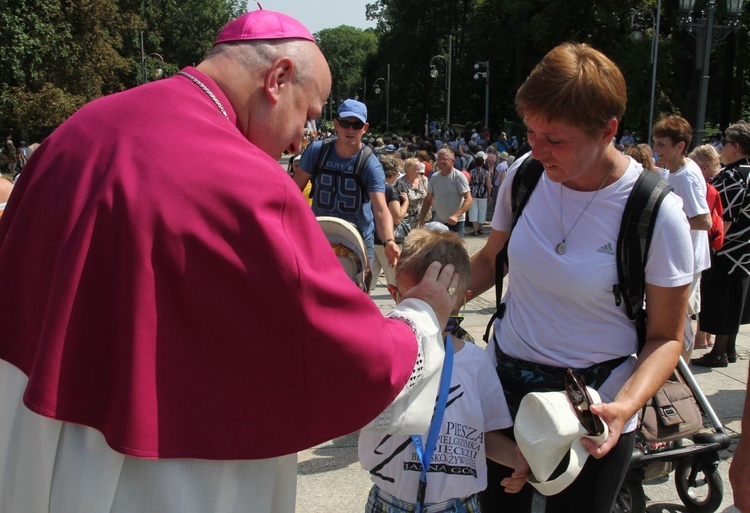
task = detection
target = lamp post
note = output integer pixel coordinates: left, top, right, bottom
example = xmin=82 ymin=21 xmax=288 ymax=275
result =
xmin=677 ymin=0 xmax=744 ymax=146
xmin=140 ymin=31 xmax=165 ymax=83
xmin=373 ymin=64 xmax=390 ymax=133
xmin=429 ymin=35 xmax=453 ymax=126
xmin=474 ymin=61 xmax=490 ymax=133
xmin=630 ymin=0 xmax=661 ymax=144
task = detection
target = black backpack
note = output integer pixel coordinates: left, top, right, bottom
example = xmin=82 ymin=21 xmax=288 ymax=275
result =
xmin=483 ymin=156 xmax=673 ymax=352
xmin=309 ymin=138 xmax=374 ymax=203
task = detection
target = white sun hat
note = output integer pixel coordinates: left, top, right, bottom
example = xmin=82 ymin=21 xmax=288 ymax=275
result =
xmin=514 ymin=387 xmax=609 ymax=496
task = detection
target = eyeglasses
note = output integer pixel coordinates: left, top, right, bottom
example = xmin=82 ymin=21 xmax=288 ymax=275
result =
xmin=337 ymin=118 xmax=365 ymax=130
xmin=565 ymin=369 xmax=605 ymax=436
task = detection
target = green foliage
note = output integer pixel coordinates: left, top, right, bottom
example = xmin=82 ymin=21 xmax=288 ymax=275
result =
xmin=316 ymin=25 xmax=379 ymax=100
xmin=145 ymin=0 xmax=246 ymax=69
xmin=1 ymin=83 xmax=85 ymax=138
xmin=0 ymin=0 xmax=243 ymax=142
xmin=360 ymin=0 xmax=750 ymax=141
xmin=3 ymin=0 xmax=750 ymax=143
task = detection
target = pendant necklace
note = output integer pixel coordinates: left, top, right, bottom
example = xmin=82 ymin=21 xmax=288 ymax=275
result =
xmin=556 ymin=172 xmax=610 ymax=255
xmin=177 ymin=71 xmax=229 ymax=119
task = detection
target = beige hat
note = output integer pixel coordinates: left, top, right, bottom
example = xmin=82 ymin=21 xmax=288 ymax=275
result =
xmin=514 ymin=387 xmax=608 ymax=496
xmin=317 ymin=216 xmax=371 ymax=293
xmin=475 ymin=151 xmax=488 ymax=160
xmin=498 ymin=151 xmax=510 ymax=160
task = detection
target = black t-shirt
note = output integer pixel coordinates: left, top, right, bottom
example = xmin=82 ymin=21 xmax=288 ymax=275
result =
xmin=374 ymin=184 xmax=405 ymax=245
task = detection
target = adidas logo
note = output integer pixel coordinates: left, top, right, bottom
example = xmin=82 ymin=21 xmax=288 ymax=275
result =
xmin=597 ymin=243 xmax=615 ymax=255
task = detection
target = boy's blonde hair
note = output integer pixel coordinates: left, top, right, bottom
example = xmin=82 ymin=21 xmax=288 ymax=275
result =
xmin=396 ymin=229 xmax=471 ymax=291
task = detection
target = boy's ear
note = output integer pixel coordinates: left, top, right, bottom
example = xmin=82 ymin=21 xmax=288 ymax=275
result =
xmin=386 ymin=284 xmax=399 ymax=303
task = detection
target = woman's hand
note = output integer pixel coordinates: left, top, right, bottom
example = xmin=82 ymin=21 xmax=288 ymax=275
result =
xmin=582 ymin=400 xmax=630 ymax=458
xmin=384 ymin=240 xmax=401 ymax=268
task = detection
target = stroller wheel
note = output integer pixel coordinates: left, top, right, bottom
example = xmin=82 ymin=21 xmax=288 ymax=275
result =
xmin=613 ymin=479 xmax=646 ymax=513
xmin=674 ymin=460 xmax=724 ymax=513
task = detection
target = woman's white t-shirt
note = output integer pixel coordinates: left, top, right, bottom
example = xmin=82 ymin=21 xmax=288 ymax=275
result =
xmin=489 ymin=155 xmax=693 ymax=430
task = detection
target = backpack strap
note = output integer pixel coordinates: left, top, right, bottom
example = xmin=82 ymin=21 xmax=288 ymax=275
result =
xmin=614 ymin=170 xmax=672 ymax=352
xmin=352 ymin=145 xmax=374 ymax=203
xmin=483 ymin=156 xmax=544 ymax=344
xmin=310 ymin=139 xmax=373 ymax=203
xmin=494 ymin=157 xmax=544 ymax=309
xmin=309 ymin=139 xmax=335 ymax=198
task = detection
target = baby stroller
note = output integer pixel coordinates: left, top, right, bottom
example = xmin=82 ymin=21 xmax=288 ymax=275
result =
xmin=613 ymin=357 xmax=731 ymax=513
xmin=317 ymin=216 xmax=372 ymax=293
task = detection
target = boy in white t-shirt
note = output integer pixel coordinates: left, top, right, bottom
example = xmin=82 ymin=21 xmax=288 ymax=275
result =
xmin=359 ymin=229 xmax=528 ymax=512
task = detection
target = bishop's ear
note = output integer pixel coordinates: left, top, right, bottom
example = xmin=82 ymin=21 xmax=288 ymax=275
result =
xmin=264 ymin=56 xmax=294 ymax=105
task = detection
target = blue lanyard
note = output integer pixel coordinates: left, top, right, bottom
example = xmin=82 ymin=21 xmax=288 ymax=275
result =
xmin=411 ymin=335 xmax=454 ymax=513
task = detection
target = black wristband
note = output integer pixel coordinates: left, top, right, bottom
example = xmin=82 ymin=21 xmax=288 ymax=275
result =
xmin=382 ymin=238 xmax=396 ymax=246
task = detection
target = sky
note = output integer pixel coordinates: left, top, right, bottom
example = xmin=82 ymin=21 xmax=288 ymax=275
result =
xmin=249 ymin=0 xmax=377 ymax=35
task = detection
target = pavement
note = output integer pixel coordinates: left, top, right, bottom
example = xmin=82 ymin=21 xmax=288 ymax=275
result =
xmin=294 ymin=230 xmax=748 ymax=513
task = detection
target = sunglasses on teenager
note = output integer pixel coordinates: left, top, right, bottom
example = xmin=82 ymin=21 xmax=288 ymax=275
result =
xmin=337 ymin=118 xmax=365 ymax=130
xmin=565 ymin=368 xmax=605 ymax=436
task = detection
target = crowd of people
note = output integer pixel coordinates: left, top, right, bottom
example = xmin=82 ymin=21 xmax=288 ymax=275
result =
xmin=289 ymin=113 xmax=523 ymax=246
xmin=0 ymin=8 xmax=748 ymax=513
xmin=0 ymin=136 xmax=35 ymax=218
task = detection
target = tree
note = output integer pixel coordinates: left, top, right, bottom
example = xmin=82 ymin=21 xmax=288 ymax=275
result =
xmin=316 ymin=25 xmax=379 ymax=104
xmin=0 ymin=0 xmax=244 ymax=142
xmin=0 ymin=0 xmax=140 ymax=142
xmin=129 ymin=0 xmax=246 ymax=71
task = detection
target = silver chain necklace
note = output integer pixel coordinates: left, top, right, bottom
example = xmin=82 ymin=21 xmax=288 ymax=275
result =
xmin=556 ymin=173 xmax=610 ymax=255
xmin=177 ymin=71 xmax=228 ymax=119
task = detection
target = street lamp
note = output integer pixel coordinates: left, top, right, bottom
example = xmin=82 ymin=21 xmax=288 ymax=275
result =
xmin=354 ymin=87 xmax=364 ymax=101
xmin=145 ymin=53 xmax=165 ymax=81
xmin=474 ymin=61 xmax=490 ymax=134
xmin=429 ymin=35 xmax=453 ymax=126
xmin=140 ymin=31 xmax=165 ymax=83
xmin=630 ymin=0 xmax=661 ymax=144
xmin=678 ymin=0 xmax=744 ymax=146
xmin=373 ymin=64 xmax=390 ymax=133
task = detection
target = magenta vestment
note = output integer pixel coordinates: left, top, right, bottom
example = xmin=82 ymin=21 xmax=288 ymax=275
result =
xmin=0 ymin=68 xmax=417 ymax=459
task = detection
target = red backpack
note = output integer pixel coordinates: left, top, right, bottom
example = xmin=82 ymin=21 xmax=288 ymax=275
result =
xmin=706 ymin=182 xmax=725 ymax=251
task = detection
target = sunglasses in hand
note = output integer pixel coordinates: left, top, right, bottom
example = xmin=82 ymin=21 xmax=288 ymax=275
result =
xmin=565 ymin=369 xmax=605 ymax=436
xmin=337 ymin=118 xmax=365 ymax=130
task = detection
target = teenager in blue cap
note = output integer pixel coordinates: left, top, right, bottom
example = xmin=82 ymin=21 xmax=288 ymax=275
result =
xmin=295 ymin=98 xmax=400 ymax=269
